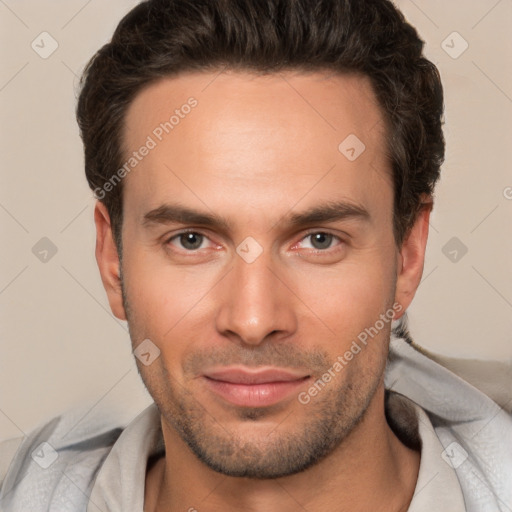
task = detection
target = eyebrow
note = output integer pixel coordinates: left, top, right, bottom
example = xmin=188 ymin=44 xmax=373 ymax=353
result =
xmin=141 ymin=200 xmax=370 ymax=231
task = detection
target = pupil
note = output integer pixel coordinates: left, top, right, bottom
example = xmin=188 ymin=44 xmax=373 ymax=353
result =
xmin=311 ymin=233 xmax=331 ymax=250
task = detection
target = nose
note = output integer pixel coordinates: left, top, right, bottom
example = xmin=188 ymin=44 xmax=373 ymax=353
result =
xmin=215 ymin=248 xmax=298 ymax=346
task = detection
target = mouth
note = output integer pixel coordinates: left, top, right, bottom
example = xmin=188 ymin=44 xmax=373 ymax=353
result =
xmin=202 ymin=367 xmax=311 ymax=408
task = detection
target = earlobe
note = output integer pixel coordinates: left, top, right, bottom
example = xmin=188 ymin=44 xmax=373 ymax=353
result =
xmin=94 ymin=201 xmax=127 ymax=321
xmin=394 ymin=201 xmax=432 ymax=319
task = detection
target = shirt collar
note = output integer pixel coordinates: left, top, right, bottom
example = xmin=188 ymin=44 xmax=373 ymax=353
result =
xmin=390 ymin=394 xmax=466 ymax=512
xmin=87 ymin=402 xmax=162 ymax=512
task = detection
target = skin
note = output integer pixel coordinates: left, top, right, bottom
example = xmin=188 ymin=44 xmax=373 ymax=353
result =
xmin=94 ymin=70 xmax=431 ymax=512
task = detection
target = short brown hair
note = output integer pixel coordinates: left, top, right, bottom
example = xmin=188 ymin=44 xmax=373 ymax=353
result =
xmin=77 ymin=0 xmax=445 ymax=251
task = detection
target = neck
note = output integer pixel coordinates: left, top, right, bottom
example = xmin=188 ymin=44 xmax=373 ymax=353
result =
xmin=145 ymin=386 xmax=420 ymax=512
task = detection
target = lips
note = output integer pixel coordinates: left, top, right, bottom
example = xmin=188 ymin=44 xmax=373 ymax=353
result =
xmin=202 ymin=367 xmax=310 ymax=407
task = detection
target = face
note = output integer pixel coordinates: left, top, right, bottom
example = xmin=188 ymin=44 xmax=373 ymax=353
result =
xmin=96 ymin=70 xmax=427 ymax=478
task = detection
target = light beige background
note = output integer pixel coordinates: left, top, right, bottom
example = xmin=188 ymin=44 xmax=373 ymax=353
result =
xmin=1 ymin=0 xmax=511 ymax=442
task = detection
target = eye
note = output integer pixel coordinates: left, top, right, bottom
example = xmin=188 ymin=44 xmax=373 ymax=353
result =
xmin=165 ymin=230 xmax=343 ymax=255
xmin=167 ymin=231 xmax=211 ymax=251
xmin=296 ymin=232 xmax=342 ymax=251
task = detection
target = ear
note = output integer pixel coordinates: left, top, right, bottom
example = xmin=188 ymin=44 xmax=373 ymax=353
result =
xmin=94 ymin=201 xmax=127 ymax=321
xmin=394 ymin=200 xmax=432 ymax=319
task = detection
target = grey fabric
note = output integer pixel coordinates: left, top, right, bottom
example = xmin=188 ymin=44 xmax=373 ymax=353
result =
xmin=0 ymin=414 xmax=122 ymax=511
xmin=386 ymin=338 xmax=512 ymax=512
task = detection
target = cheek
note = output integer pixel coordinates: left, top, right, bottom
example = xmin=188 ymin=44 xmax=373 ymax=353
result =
xmin=282 ymin=259 xmax=396 ymax=376
xmin=292 ymin=250 xmax=396 ymax=330
xmin=121 ymin=244 xmax=221 ymax=346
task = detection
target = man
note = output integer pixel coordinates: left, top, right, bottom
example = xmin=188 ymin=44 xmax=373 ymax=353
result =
xmin=1 ymin=0 xmax=511 ymax=511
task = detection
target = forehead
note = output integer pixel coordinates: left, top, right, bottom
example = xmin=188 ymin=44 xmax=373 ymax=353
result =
xmin=121 ymin=70 xmax=392 ymax=227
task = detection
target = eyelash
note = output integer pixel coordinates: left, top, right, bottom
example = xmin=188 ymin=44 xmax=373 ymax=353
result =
xmin=165 ymin=229 xmax=344 ymax=255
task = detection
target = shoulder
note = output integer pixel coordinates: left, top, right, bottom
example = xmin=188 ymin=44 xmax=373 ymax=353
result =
xmin=416 ymin=345 xmax=512 ymax=413
xmin=0 ymin=407 xmax=124 ymax=511
xmin=388 ymin=326 xmax=512 ymax=414
xmin=387 ymin=335 xmax=512 ymax=509
xmin=0 ymin=436 xmax=24 ymax=488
